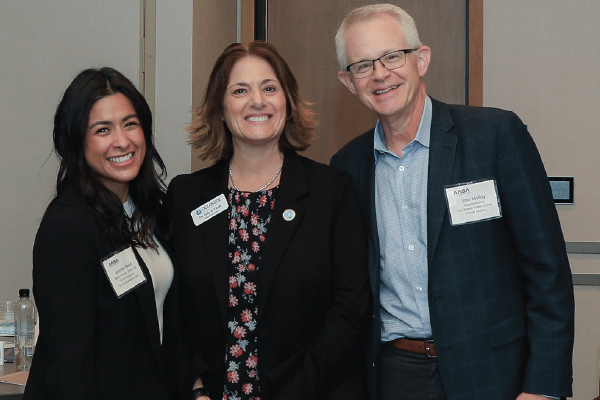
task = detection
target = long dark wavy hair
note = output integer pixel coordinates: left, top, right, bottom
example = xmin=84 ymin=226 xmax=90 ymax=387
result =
xmin=53 ymin=67 xmax=166 ymax=249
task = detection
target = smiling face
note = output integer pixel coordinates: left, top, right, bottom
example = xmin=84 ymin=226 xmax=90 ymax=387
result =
xmin=84 ymin=92 xmax=146 ymax=202
xmin=222 ymin=56 xmax=287 ymax=150
xmin=338 ymin=14 xmax=430 ymax=126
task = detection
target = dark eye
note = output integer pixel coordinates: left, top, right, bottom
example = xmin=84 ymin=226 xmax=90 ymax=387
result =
xmin=354 ymin=62 xmax=372 ymax=72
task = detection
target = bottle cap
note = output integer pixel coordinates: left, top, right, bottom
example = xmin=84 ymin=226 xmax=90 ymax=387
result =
xmin=18 ymin=289 xmax=30 ymax=297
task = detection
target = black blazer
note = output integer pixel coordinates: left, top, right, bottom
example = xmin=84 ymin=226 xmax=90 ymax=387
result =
xmin=24 ymin=186 xmax=186 ymax=400
xmin=331 ymin=98 xmax=575 ymax=400
xmin=165 ymin=151 xmax=371 ymax=400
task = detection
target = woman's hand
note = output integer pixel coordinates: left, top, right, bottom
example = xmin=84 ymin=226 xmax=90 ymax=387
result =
xmin=191 ymin=378 xmax=211 ymax=400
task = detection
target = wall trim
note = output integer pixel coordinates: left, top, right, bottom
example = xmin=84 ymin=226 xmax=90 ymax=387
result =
xmin=467 ymin=0 xmax=483 ymax=106
xmin=141 ymin=0 xmax=156 ymax=117
xmin=572 ymin=273 xmax=600 ymax=286
xmin=566 ymin=242 xmax=600 ymax=254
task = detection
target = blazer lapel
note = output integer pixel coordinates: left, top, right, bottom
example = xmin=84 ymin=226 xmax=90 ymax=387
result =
xmin=356 ymin=133 xmax=382 ymax=296
xmin=256 ymin=152 xmax=307 ymax=322
xmin=427 ymin=99 xmax=457 ymax=264
xmin=196 ymin=160 xmax=232 ymax=330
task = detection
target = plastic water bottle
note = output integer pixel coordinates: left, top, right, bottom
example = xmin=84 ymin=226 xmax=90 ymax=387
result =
xmin=14 ymin=289 xmax=36 ymax=371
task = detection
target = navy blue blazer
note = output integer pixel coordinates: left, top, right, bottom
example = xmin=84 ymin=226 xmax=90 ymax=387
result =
xmin=165 ymin=151 xmax=371 ymax=400
xmin=25 ymin=186 xmax=187 ymax=400
xmin=330 ymin=98 xmax=574 ymax=400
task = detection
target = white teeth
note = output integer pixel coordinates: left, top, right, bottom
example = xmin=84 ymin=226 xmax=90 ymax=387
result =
xmin=375 ymin=85 xmax=399 ymax=95
xmin=246 ymin=116 xmax=269 ymax=122
xmin=108 ymin=153 xmax=133 ymax=163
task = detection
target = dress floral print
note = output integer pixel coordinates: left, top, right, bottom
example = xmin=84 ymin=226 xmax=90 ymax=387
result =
xmin=224 ymin=187 xmax=277 ymax=400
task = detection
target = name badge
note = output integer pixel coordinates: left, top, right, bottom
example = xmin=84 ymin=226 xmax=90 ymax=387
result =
xmin=191 ymin=194 xmax=228 ymax=226
xmin=444 ymin=179 xmax=502 ymax=226
xmin=101 ymin=246 xmax=147 ymax=298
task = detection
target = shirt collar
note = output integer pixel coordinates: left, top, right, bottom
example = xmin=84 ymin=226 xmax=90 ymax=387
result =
xmin=123 ymin=195 xmax=134 ymax=218
xmin=373 ymin=95 xmax=432 ymax=162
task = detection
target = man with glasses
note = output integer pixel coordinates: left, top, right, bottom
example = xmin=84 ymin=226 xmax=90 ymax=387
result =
xmin=331 ymin=4 xmax=574 ymax=400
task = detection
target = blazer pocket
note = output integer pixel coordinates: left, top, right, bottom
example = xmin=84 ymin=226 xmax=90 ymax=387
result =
xmin=487 ymin=311 xmax=527 ymax=348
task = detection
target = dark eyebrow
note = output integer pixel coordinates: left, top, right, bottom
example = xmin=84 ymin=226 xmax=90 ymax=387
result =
xmin=88 ymin=120 xmax=111 ymax=130
xmin=228 ymin=82 xmax=250 ymax=89
xmin=88 ymin=114 xmax=138 ymax=130
xmin=228 ymin=78 xmax=279 ymax=89
xmin=354 ymin=49 xmax=399 ymax=63
xmin=122 ymin=113 xmax=138 ymax=122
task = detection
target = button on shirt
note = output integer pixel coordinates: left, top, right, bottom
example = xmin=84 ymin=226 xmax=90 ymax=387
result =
xmin=375 ymin=96 xmax=432 ymax=342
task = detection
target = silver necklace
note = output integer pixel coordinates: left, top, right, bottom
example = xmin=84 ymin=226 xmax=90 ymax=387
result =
xmin=228 ymin=159 xmax=283 ymax=192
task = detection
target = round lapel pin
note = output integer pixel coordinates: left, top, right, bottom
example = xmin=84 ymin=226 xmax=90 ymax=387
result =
xmin=283 ymin=209 xmax=296 ymax=221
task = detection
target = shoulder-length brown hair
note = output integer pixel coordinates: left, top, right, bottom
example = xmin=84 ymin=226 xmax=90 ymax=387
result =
xmin=188 ymin=41 xmax=316 ymax=161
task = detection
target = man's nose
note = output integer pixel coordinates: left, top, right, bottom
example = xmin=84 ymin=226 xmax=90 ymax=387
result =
xmin=371 ymin=59 xmax=390 ymax=80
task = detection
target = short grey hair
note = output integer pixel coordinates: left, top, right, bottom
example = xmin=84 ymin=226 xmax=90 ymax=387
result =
xmin=335 ymin=4 xmax=423 ymax=70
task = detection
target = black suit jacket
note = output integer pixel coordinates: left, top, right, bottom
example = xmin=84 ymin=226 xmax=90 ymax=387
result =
xmin=330 ymin=98 xmax=575 ymax=400
xmin=165 ymin=151 xmax=371 ymax=400
xmin=24 ymin=186 xmax=186 ymax=400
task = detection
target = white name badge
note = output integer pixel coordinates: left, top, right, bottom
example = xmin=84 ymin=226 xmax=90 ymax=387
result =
xmin=191 ymin=194 xmax=228 ymax=226
xmin=101 ymin=246 xmax=147 ymax=298
xmin=444 ymin=179 xmax=502 ymax=226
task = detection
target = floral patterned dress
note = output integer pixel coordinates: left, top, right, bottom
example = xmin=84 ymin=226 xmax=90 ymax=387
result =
xmin=223 ymin=187 xmax=277 ymax=400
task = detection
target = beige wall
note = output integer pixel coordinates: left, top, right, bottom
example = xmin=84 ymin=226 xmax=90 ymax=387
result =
xmin=0 ymin=1 xmax=141 ymax=300
xmin=0 ymin=0 xmax=193 ymax=300
xmin=483 ymin=1 xmax=600 ymax=398
xmin=483 ymin=1 xmax=600 ymax=244
xmin=154 ymin=0 xmax=194 ymax=180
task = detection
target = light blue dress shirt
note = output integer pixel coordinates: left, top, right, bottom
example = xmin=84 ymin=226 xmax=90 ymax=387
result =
xmin=375 ymin=96 xmax=432 ymax=342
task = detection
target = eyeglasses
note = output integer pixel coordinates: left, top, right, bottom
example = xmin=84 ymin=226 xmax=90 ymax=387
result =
xmin=346 ymin=49 xmax=416 ymax=79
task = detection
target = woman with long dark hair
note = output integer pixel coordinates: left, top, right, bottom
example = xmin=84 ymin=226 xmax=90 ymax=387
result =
xmin=24 ymin=67 xmax=187 ymax=400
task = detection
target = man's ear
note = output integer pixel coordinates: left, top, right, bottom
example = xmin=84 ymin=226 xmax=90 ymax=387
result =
xmin=416 ymin=46 xmax=431 ymax=77
xmin=338 ymin=70 xmax=357 ymax=95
